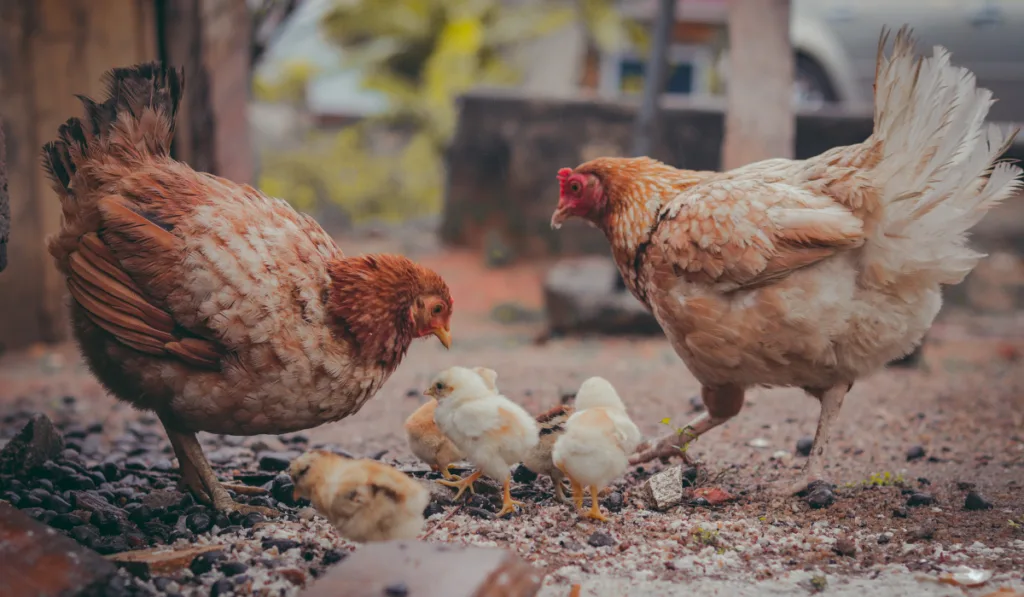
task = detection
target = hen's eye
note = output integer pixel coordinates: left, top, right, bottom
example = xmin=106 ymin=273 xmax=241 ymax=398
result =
xmin=569 ymin=181 xmax=581 ymax=193
xmin=432 ymin=304 xmax=443 ymax=315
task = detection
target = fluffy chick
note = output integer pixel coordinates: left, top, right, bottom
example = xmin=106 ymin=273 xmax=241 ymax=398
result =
xmin=553 ymin=377 xmax=641 ymax=521
xmin=289 ymin=450 xmax=429 ymax=543
xmin=404 ymin=398 xmax=463 ymax=480
xmin=426 ymin=366 xmax=539 ymax=517
xmin=521 ymin=404 xmax=575 ymax=504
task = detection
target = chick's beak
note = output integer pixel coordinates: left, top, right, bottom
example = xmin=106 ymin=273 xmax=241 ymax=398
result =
xmin=423 ymin=386 xmax=436 ymax=398
xmin=292 ymin=487 xmax=301 ymax=502
xmin=431 ymin=326 xmax=452 ymax=350
xmin=551 ymin=203 xmax=570 ymax=230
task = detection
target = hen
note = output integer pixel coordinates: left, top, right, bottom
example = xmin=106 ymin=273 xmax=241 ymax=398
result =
xmin=552 ymin=377 xmax=641 ymax=521
xmin=426 ymin=366 xmax=539 ymax=517
xmin=289 ymin=450 xmax=430 ymax=543
xmin=551 ymin=28 xmax=1022 ymax=494
xmin=42 ymin=63 xmax=453 ymax=515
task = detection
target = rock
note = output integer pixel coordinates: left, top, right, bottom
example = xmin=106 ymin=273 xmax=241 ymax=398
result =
xmin=49 ymin=513 xmax=84 ymax=530
xmin=423 ymin=502 xmax=446 ymax=519
xmin=688 ymin=396 xmax=704 ymax=413
xmin=186 ymin=512 xmax=212 ymax=534
xmin=964 ymin=491 xmax=993 ymax=511
xmin=297 ymin=540 xmax=544 ymax=597
xmin=0 ymin=502 xmax=117 ymax=596
xmin=587 ymin=532 xmax=615 ymax=548
xmin=219 ymin=561 xmax=248 ymax=576
xmin=71 ymin=525 xmax=100 ymax=547
xmin=909 ymin=525 xmax=936 ymax=541
xmin=244 ymin=436 xmax=288 ymax=453
xmin=0 ymin=414 xmax=65 ymax=475
xmin=544 ymin=257 xmax=661 ymax=336
xmin=834 ymin=538 xmax=857 ymax=557
xmin=210 ymin=578 xmax=234 ymax=597
xmin=271 ymin=474 xmax=297 ymax=506
xmin=279 ymin=567 xmax=307 ymax=585
xmin=806 ymin=487 xmax=835 ymax=509
xmin=892 ymin=507 xmax=909 ymax=518
xmin=601 ymin=491 xmax=624 ymax=513
xmin=242 ymin=512 xmax=266 ymax=528
xmin=905 ymin=445 xmax=926 ymax=461
xmin=642 ymin=466 xmax=684 ymax=511
xmin=123 ymin=458 xmax=149 ymax=471
xmin=906 ymin=492 xmax=935 ymax=507
xmin=747 ymin=438 xmax=770 ymax=449
xmin=795 ymin=437 xmax=814 ymax=457
xmin=262 ymin=538 xmax=301 ymax=553
xmin=110 ymin=544 xmax=228 ymax=578
xmin=258 ymin=451 xmax=298 ymax=472
xmin=877 ymin=532 xmax=893 ymax=545
xmin=142 ymin=489 xmax=184 ymax=511
xmin=384 ymin=582 xmax=410 ymax=597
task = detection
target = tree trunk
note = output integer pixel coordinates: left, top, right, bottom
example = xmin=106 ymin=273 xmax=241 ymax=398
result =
xmin=0 ymin=120 xmax=9 ymax=272
xmin=631 ymin=0 xmax=677 ymax=157
xmin=721 ymin=0 xmax=793 ymax=170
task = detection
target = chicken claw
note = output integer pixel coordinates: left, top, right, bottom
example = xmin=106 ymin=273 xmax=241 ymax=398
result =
xmin=440 ymin=464 xmax=459 ymax=482
xmin=782 ymin=383 xmax=849 ymax=497
xmin=496 ymin=477 xmax=526 ymax=518
xmin=583 ymin=486 xmax=610 ymax=522
xmin=438 ymin=470 xmax=481 ymax=500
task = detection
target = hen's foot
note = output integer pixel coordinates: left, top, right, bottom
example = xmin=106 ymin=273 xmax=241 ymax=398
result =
xmin=784 ymin=477 xmax=835 ymax=497
xmin=497 ymin=477 xmax=525 ymax=517
xmin=629 ymin=430 xmax=698 ymax=466
xmin=438 ymin=470 xmax=481 ymax=500
xmin=212 ymin=493 xmax=280 ymax=517
xmin=581 ymin=486 xmax=609 ymax=521
xmin=222 ymin=482 xmax=268 ymax=496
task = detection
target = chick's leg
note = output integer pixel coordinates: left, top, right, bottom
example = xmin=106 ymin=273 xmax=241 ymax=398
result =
xmin=551 ymin=471 xmax=573 ymax=505
xmin=496 ymin=476 xmax=526 ymax=517
xmin=438 ymin=470 xmax=481 ymax=500
xmin=630 ymin=385 xmax=745 ymax=465
xmin=584 ymin=486 xmax=610 ymax=522
xmin=787 ymin=383 xmax=849 ymax=496
xmin=165 ymin=427 xmax=278 ymax=516
xmin=569 ymin=477 xmax=584 ymax=511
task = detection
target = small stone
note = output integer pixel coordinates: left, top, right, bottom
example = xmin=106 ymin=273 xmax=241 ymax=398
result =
xmin=262 ymin=538 xmax=300 ymax=553
xmin=258 ymin=452 xmax=297 ymax=472
xmin=210 ymin=578 xmax=234 ymax=597
xmin=906 ymin=445 xmax=926 ymax=461
xmin=47 ymin=494 xmax=72 ymax=514
xmin=0 ymin=414 xmax=66 ymax=475
xmin=587 ymin=531 xmax=616 ymax=548
xmin=270 ymin=474 xmax=296 ymax=506
xmin=964 ymin=491 xmax=993 ymax=511
xmin=189 ymin=550 xmax=227 ymax=575
xmin=423 ymin=502 xmax=445 ymax=518
xmin=643 ymin=466 xmax=684 ymax=511
xmin=242 ymin=512 xmax=265 ymax=528
xmin=466 ymin=506 xmax=495 ymax=520
xmin=747 ymin=437 xmax=770 ymax=449
xmin=834 ymin=538 xmax=856 ymax=557
xmin=877 ymin=532 xmax=893 ymax=545
xmin=906 ymin=492 xmax=935 ymax=507
xmin=142 ymin=489 xmax=184 ymax=511
xmin=244 ymin=435 xmax=288 ymax=453
xmin=892 ymin=507 xmax=909 ymax=518
xmin=186 ymin=512 xmax=212 ymax=534
xmin=297 ymin=507 xmax=318 ymax=521
xmin=219 ymin=561 xmax=248 ymax=576
xmin=602 ymin=491 xmax=624 ymax=513
xmin=123 ymin=458 xmax=149 ymax=471
xmin=153 ymin=578 xmax=172 ymax=592
xmin=50 ymin=512 xmax=84 ymax=529
xmin=71 ymin=524 xmax=100 ymax=546
xmin=384 ymin=582 xmax=409 ymax=597
xmin=322 ymin=549 xmax=346 ymax=566
xmin=909 ymin=525 xmax=935 ymax=541
xmin=795 ymin=437 xmax=814 ymax=457
xmin=806 ymin=487 xmax=835 ymax=509
xmin=511 ymin=464 xmax=537 ymax=484
xmin=127 ymin=504 xmax=153 ymax=524
xmin=688 ymin=396 xmax=704 ymax=412
xmin=279 ymin=567 xmax=307 ymax=585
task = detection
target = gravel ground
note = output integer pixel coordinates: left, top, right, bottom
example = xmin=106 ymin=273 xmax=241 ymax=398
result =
xmin=1 ymin=244 xmax=1023 ymax=597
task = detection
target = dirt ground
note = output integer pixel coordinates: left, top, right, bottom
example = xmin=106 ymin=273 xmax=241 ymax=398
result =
xmin=2 ymin=238 xmax=1023 ymax=596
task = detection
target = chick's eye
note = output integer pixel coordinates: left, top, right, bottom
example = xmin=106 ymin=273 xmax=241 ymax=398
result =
xmin=432 ymin=303 xmax=443 ymax=315
xmin=569 ymin=181 xmax=581 ymax=193
xmin=434 ymin=382 xmax=444 ymax=391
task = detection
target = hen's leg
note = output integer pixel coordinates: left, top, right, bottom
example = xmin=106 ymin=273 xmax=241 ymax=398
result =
xmin=165 ymin=427 xmax=279 ymax=516
xmin=787 ymin=383 xmax=850 ymax=496
xmin=496 ymin=476 xmax=526 ymax=517
xmin=630 ymin=385 xmax=745 ymax=465
xmin=438 ymin=470 xmax=481 ymax=500
xmin=583 ymin=486 xmax=610 ymax=522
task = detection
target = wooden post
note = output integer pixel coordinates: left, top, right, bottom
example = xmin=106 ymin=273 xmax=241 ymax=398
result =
xmin=1 ymin=120 xmax=9 ymax=273
xmin=631 ymin=0 xmax=678 ymax=157
xmin=721 ymin=0 xmax=794 ymax=169
xmin=0 ymin=0 xmax=158 ymax=351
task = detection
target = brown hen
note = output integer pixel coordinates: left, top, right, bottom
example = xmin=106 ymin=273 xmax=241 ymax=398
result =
xmin=42 ymin=63 xmax=453 ymax=515
xmin=551 ymin=28 xmax=1022 ymax=494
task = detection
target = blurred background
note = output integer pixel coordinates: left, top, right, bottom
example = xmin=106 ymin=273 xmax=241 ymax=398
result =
xmin=1 ymin=0 xmax=1023 ymax=461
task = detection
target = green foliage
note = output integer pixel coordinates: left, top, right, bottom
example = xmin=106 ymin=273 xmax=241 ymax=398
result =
xmin=253 ymin=60 xmax=321 ymax=104
xmin=659 ymin=416 xmax=698 ymax=455
xmin=257 ymin=0 xmax=643 ymax=224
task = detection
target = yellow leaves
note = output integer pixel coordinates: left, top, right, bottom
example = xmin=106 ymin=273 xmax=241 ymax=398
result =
xmin=253 ymin=60 xmax=321 ymax=103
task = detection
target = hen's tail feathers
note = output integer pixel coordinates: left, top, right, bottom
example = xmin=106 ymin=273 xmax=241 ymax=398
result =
xmin=41 ymin=62 xmax=184 ymax=193
xmin=865 ymin=26 xmax=1022 ymax=291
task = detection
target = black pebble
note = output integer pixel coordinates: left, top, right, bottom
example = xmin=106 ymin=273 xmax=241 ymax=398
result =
xmin=892 ymin=507 xmax=909 ymax=518
xmin=28 ymin=488 xmax=51 ymax=502
xmin=511 ymin=464 xmax=537 ymax=484
xmin=49 ymin=513 xmax=84 ymax=529
xmin=258 ymin=452 xmax=293 ymax=472
xmin=21 ymin=507 xmax=45 ymax=520
xmin=601 ymin=491 xmax=624 ymax=513
xmin=21 ymin=495 xmax=43 ymax=508
xmin=214 ymin=513 xmax=231 ymax=528
xmin=795 ymin=438 xmax=814 ymax=457
xmin=152 ymin=578 xmax=172 ymax=592
xmin=964 ymin=491 xmax=993 ymax=511
xmin=262 ymin=538 xmax=300 ymax=552
xmin=466 ymin=506 xmax=496 ymax=520
xmin=217 ymin=525 xmax=242 ymax=536
xmin=123 ymin=458 xmax=149 ymax=471
xmin=384 ymin=582 xmax=409 ymax=597
xmin=242 ymin=512 xmax=265 ymax=528
xmin=689 ymin=396 xmax=705 ymax=412
xmin=219 ymin=561 xmax=248 ymax=576
xmin=906 ymin=492 xmax=935 ymax=507
xmin=37 ymin=479 xmax=55 ymax=492
xmin=877 ymin=533 xmax=891 ymax=545
xmin=806 ymin=487 xmax=835 ymax=509
xmin=101 ymin=462 xmax=121 ymax=482
xmin=423 ymin=502 xmax=446 ymax=518
xmin=270 ymin=475 xmax=296 ymax=506
xmin=71 ymin=524 xmax=100 ymax=547
xmin=2 ymin=491 xmax=21 ymax=507
xmin=587 ymin=531 xmax=616 ymax=547
xmin=691 ymin=497 xmax=711 ymax=507
xmin=93 ymin=536 xmax=129 ymax=555
xmin=322 ymin=549 xmax=346 ymax=565
xmin=187 ymin=512 xmax=212 ymax=534
xmin=190 ymin=550 xmax=226 ymax=575
xmin=128 ymin=504 xmax=153 ymax=524
xmin=910 ymin=525 xmax=935 ymax=541
xmin=906 ymin=445 xmax=926 ymax=461
xmin=466 ymin=494 xmax=492 ymax=511
xmin=46 ymin=495 xmax=72 ymax=514
xmin=681 ymin=467 xmax=698 ymax=488
xmin=210 ymin=578 xmax=234 ymax=597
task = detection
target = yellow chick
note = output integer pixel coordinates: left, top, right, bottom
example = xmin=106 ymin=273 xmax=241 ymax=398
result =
xmin=521 ymin=404 xmax=575 ymax=504
xmin=425 ymin=366 xmax=539 ymax=517
xmin=289 ymin=450 xmax=430 ymax=542
xmin=404 ymin=398 xmax=464 ymax=480
xmin=552 ymin=377 xmax=641 ymax=521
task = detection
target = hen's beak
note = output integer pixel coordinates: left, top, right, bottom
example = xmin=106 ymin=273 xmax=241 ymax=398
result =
xmin=432 ymin=326 xmax=452 ymax=350
xmin=551 ymin=204 xmax=570 ymax=230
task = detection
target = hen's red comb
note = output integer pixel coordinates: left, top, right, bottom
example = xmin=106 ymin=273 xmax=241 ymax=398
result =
xmin=557 ymin=167 xmax=575 ymax=195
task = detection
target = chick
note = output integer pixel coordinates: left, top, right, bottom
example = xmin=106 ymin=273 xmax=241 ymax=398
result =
xmin=521 ymin=404 xmax=575 ymax=504
xmin=552 ymin=377 xmax=641 ymax=521
xmin=404 ymin=398 xmax=463 ymax=480
xmin=426 ymin=366 xmax=539 ymax=517
xmin=289 ymin=450 xmax=430 ymax=543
